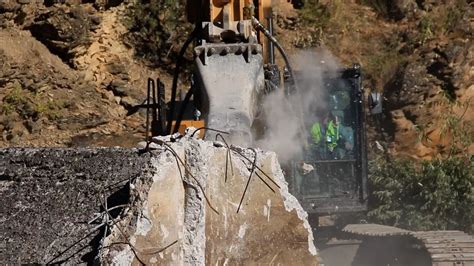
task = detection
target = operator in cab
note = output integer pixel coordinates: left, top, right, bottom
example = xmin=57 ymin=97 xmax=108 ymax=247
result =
xmin=310 ymin=111 xmax=354 ymax=160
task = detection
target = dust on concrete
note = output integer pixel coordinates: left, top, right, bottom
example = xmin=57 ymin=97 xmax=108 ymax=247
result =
xmin=0 ymin=147 xmax=153 ymax=264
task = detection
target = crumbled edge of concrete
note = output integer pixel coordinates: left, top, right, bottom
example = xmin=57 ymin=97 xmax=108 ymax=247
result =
xmin=189 ymin=140 xmax=317 ymax=257
xmin=110 ymin=245 xmax=134 ymax=265
xmin=99 ymin=148 xmax=168 ymax=264
xmin=182 ymin=138 xmax=214 ymax=266
xmin=266 ymin=150 xmax=318 ymax=256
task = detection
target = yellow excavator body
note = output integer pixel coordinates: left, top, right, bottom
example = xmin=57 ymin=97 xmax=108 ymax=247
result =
xmin=172 ymin=120 xmax=206 ymax=136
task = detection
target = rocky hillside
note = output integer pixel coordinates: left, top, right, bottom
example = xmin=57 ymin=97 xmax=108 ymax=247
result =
xmin=0 ymin=1 xmax=174 ymax=147
xmin=0 ymin=0 xmax=472 ymax=158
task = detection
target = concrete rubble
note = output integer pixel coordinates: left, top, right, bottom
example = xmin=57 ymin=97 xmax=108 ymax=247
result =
xmin=0 ymin=138 xmax=318 ymax=264
xmin=101 ymin=136 xmax=318 ymax=265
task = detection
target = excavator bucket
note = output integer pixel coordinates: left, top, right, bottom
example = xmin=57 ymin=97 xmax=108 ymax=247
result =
xmin=193 ymin=42 xmax=265 ymax=145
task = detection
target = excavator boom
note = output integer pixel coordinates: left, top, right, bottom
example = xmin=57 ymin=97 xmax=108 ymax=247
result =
xmin=182 ymin=0 xmax=273 ymax=144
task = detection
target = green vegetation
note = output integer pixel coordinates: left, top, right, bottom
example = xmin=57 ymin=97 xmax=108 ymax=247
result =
xmin=1 ymin=82 xmax=68 ymax=121
xmin=123 ymin=0 xmax=192 ymax=67
xmin=35 ymin=99 xmax=68 ymax=120
xmin=2 ymin=82 xmax=30 ymax=117
xmin=363 ymin=38 xmax=406 ymax=87
xmin=440 ymin=100 xmax=473 ymax=155
xmin=368 ymin=154 xmax=473 ymax=234
xmin=417 ymin=0 xmax=469 ymax=43
xmin=295 ymin=0 xmax=407 ymax=88
xmin=443 ymin=3 xmax=465 ymax=33
xmin=419 ymin=16 xmax=434 ymax=44
xmin=298 ymin=0 xmax=331 ymax=29
xmin=292 ymin=0 xmax=332 ymax=48
xmin=295 ymin=0 xmax=469 ymax=90
xmin=369 ymin=99 xmax=473 ymax=234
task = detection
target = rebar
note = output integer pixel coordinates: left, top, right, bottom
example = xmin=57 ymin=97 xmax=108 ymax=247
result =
xmin=161 ymin=142 xmax=220 ymax=215
xmin=215 ymin=133 xmax=234 ymax=182
xmin=230 ymin=146 xmax=281 ymax=189
xmin=98 ymin=192 xmax=147 ymax=266
xmin=237 ymin=148 xmax=258 ymax=213
xmin=190 ymin=127 xmax=229 ymax=138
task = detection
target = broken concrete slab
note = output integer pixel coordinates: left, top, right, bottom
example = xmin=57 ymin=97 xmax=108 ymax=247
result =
xmin=0 ymin=148 xmax=153 ymax=264
xmin=205 ymin=143 xmax=317 ymax=265
xmin=1 ymin=139 xmax=318 ymax=265
xmin=100 ymin=144 xmax=186 ymax=265
xmin=100 ymin=138 xmax=318 ymax=265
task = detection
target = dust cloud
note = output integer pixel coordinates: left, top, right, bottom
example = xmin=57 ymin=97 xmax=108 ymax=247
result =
xmin=254 ymin=49 xmax=341 ymax=163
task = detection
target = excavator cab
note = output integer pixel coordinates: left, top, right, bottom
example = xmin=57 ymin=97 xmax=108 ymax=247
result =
xmin=289 ymin=64 xmax=368 ymax=215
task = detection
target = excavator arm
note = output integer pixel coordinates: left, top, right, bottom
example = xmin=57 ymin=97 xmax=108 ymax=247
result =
xmin=178 ymin=0 xmax=284 ymax=144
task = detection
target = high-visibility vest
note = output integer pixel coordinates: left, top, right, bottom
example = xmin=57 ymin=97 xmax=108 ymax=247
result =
xmin=311 ymin=121 xmax=340 ymax=151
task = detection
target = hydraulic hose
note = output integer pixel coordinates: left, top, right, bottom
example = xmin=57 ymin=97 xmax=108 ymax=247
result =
xmin=251 ymin=16 xmax=308 ymax=148
xmin=166 ymin=33 xmax=196 ymax=135
xmin=251 ymin=16 xmax=298 ymax=92
xmin=172 ymin=83 xmax=194 ymax=134
xmin=166 ymin=0 xmax=204 ymax=135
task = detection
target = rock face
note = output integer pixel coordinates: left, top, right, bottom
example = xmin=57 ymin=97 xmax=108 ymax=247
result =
xmin=0 ymin=28 xmax=117 ymax=147
xmin=27 ymin=6 xmax=96 ymax=64
xmin=372 ymin=1 xmax=474 ymax=159
xmin=384 ymin=38 xmax=473 ymax=158
xmin=100 ymin=137 xmax=318 ymax=265
xmin=0 ymin=2 xmax=172 ymax=148
xmin=0 ymin=148 xmax=153 ymax=264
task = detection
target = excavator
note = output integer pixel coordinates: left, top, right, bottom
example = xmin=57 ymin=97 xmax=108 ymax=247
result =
xmin=137 ymin=1 xmax=474 ymax=265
